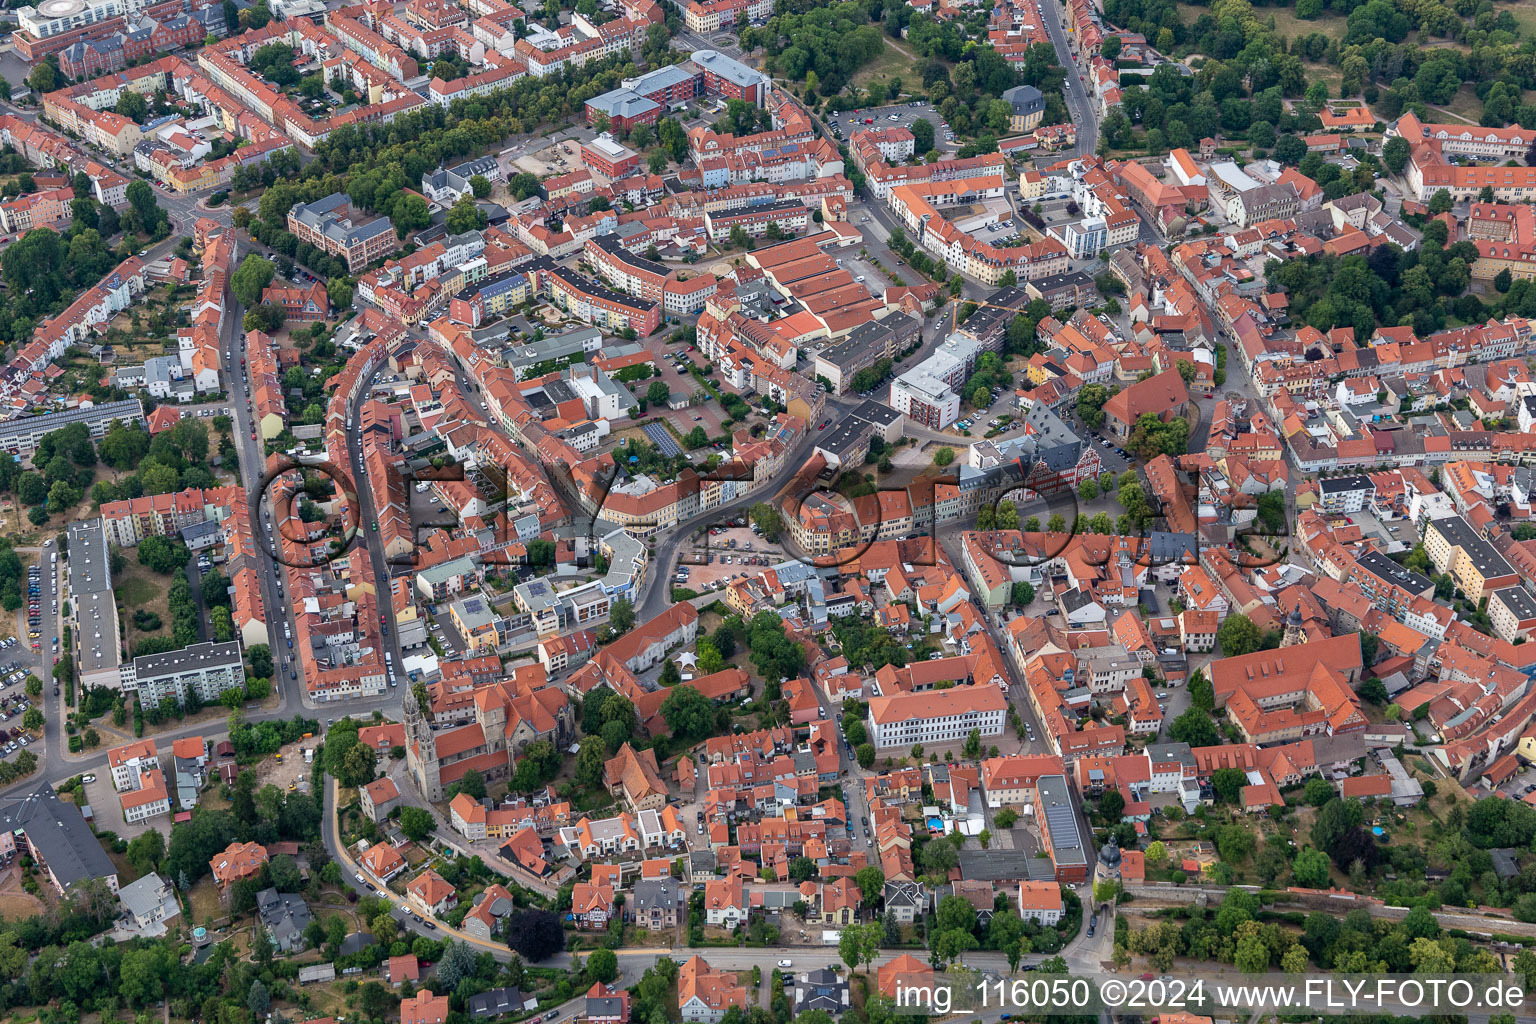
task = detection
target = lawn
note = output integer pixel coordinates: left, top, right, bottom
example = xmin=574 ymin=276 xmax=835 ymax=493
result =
xmin=1511 ymin=0 xmax=1536 ymax=37
xmin=1425 ymin=84 xmax=1484 ymax=125
xmin=0 ymin=867 xmax=45 ymax=921
xmin=116 ymin=563 xmax=170 ymax=654
xmin=187 ymin=877 xmax=225 ymax=929
xmin=851 ymin=38 xmax=925 ymax=94
xmin=1175 ymin=2 xmax=1345 ymax=42
xmin=1266 ymin=6 xmax=1347 ymax=39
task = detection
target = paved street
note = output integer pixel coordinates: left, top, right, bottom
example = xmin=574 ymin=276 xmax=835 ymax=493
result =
xmin=1039 ymin=0 xmax=1099 ymax=159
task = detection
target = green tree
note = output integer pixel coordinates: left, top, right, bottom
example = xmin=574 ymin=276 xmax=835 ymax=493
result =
xmin=749 ymin=502 xmax=784 ymax=537
xmin=1217 ymin=613 xmax=1262 ymax=657
xmin=445 ymin=195 xmax=487 ymax=234
xmin=933 ymin=447 xmax=955 ymax=467
xmin=1211 ymin=767 xmax=1246 ymax=803
xmin=962 ymin=728 xmax=981 ymax=759
xmin=137 ymin=536 xmax=189 ymax=574
xmin=230 ymin=254 xmax=276 ymax=307
xmin=660 ymin=685 xmax=713 ymax=741
xmin=1304 ymin=776 xmax=1334 ymax=806
xmin=398 ymin=805 xmax=435 ymax=842
xmin=608 ymin=598 xmax=635 ymax=634
xmin=126 ymin=828 xmax=165 ymax=875
xmin=458 ymin=768 xmax=486 ymax=801
xmin=589 ymin=947 xmax=619 ymax=982
xmin=1168 ymin=706 xmax=1218 ymax=746
xmin=855 ymin=865 xmax=885 ymax=905
xmin=392 ymin=194 xmax=431 ymax=238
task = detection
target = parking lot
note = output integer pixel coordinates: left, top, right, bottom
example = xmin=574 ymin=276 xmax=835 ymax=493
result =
xmin=828 ymin=101 xmax=957 ymax=151
xmin=79 ymin=773 xmax=158 ymax=840
xmin=678 ymin=525 xmax=784 ymax=592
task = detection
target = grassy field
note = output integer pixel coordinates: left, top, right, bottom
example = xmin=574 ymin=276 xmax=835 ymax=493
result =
xmin=1427 ymin=85 xmax=1484 ymax=124
xmin=117 ymin=564 xmax=169 ymax=653
xmin=0 ymin=868 xmax=44 ymax=921
xmin=1511 ymin=0 xmax=1536 ymax=37
xmin=1267 ymin=6 xmax=1347 ymax=39
xmin=187 ymin=877 xmax=226 ymax=929
xmin=1176 ymin=1 xmax=1345 ymax=40
xmin=851 ymin=38 xmax=924 ymax=93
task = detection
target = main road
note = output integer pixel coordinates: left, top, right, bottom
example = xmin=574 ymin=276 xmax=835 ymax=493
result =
xmin=1039 ymin=0 xmax=1100 ymax=159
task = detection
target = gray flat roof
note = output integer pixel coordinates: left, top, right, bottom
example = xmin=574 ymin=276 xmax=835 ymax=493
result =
xmin=0 ymin=400 xmax=144 ymax=448
xmin=1432 ymin=515 xmax=1515 ymax=579
xmin=1319 ymin=474 xmax=1372 ymax=494
xmin=1494 ymin=586 xmax=1536 ymax=620
xmin=71 ymin=519 xmax=121 ymax=675
xmin=1038 ymin=774 xmax=1086 ymax=867
xmin=133 ymin=640 xmax=243 ymax=679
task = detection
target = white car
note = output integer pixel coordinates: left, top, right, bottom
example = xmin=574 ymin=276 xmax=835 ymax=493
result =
xmin=778 ymin=960 xmax=793 ymax=969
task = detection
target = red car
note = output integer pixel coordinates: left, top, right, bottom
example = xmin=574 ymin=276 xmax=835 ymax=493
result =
xmin=864 ymin=118 xmax=874 ymax=124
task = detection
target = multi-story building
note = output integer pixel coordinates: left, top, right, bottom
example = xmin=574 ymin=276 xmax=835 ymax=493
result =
xmin=1015 ymin=881 xmax=1064 ymax=924
xmin=814 ymin=317 xmax=916 ymax=394
xmin=0 ymin=786 xmax=119 ymax=894
xmin=1390 ymin=110 xmax=1536 ymax=162
xmin=1317 ymin=475 xmax=1373 ymax=514
xmin=532 ymin=263 xmax=662 ymax=335
xmin=287 ymin=193 xmax=398 ymax=273
xmin=584 ymin=236 xmax=718 ymax=315
xmin=866 ymin=685 xmax=1008 ymax=748
xmin=118 ymin=640 xmax=245 ymax=706
xmin=1490 ymin=586 xmax=1536 ymax=643
xmin=702 ymin=200 xmax=811 ymax=241
xmin=580 ymin=133 xmax=641 ymax=178
xmin=888 ymin=336 xmax=979 ymax=429
xmin=107 ymin=739 xmax=159 ymax=791
xmin=403 ymin=673 xmax=575 ymax=801
xmin=17 ymin=0 xmax=151 ymax=44
xmin=420 ymin=155 xmax=503 ymax=204
xmin=980 ymin=753 xmax=1068 ymax=806
xmin=1032 ymin=774 xmax=1088 ymax=881
xmin=585 ymin=87 xmax=662 ymax=131
xmin=889 ymin=369 xmax=960 ymax=430
xmin=0 ymin=399 xmax=144 ymax=454
xmin=1002 ymin=85 xmax=1045 ymax=133
xmin=119 ymin=768 xmax=171 ymax=823
xmin=1422 ymin=514 xmax=1519 ymax=602
xmin=690 ymin=48 xmax=768 ymax=103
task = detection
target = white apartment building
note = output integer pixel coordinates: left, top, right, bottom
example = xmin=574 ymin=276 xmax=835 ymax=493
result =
xmin=867 ymin=685 xmax=1008 ymax=748
xmin=889 ymin=371 xmax=961 ymax=431
xmin=119 ymin=640 xmax=245 ymax=705
xmin=120 ymin=769 xmax=171 ymax=824
xmin=107 ymin=739 xmax=160 ymax=792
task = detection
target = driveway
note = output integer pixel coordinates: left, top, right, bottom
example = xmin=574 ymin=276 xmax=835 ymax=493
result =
xmin=79 ymin=773 xmax=161 ymax=840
